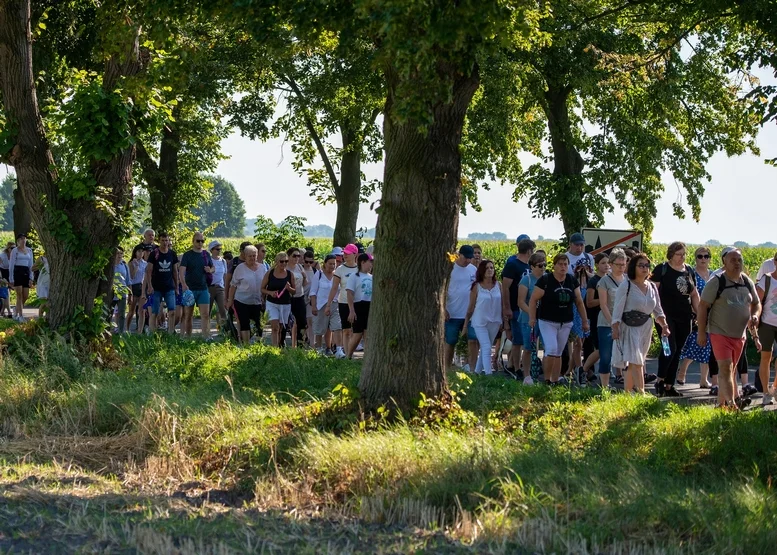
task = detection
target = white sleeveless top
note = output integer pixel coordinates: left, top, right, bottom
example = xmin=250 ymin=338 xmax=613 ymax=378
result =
xmin=471 ymin=283 xmax=502 ymax=327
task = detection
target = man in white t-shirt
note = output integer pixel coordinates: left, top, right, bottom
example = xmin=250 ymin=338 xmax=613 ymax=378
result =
xmin=444 ymin=245 xmax=478 ymax=370
xmin=565 ymin=233 xmax=594 ymax=276
xmin=756 ymin=260 xmax=777 ymax=405
xmin=756 ymin=252 xmax=777 ymax=281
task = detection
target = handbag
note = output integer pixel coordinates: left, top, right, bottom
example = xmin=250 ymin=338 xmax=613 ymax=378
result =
xmin=620 ymin=280 xmax=652 ymax=327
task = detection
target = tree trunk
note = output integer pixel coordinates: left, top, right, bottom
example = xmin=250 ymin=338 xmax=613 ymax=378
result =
xmin=12 ymin=185 xmax=30 ymax=238
xmin=544 ymin=86 xmax=588 ymax=238
xmin=0 ymin=0 xmax=140 ymax=328
xmin=332 ymin=128 xmax=361 ymax=247
xmin=358 ymin=66 xmax=480 ymax=413
xmin=138 ymin=122 xmax=180 ymax=233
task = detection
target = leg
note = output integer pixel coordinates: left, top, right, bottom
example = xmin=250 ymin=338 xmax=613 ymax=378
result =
xmin=348 ymin=332 xmax=363 ymax=359
xmin=14 ymin=286 xmax=23 ymax=318
xmin=759 ymin=351 xmax=772 ymax=398
xmin=598 ymin=326 xmax=613 ymax=388
xmin=718 ymin=360 xmax=735 ymax=406
xmin=468 ymin=339 xmax=479 ymax=370
xmin=623 ymin=365 xmax=634 ymax=392
xmin=182 ymin=306 xmax=194 ymax=337
xmin=199 ymin=303 xmax=210 ymax=340
xmin=270 ymin=320 xmax=280 ymax=346
xmin=116 ymin=296 xmax=127 ymax=333
xmin=664 ymin=318 xmax=691 ymax=389
xmin=631 ymin=363 xmax=646 ymax=393
xmin=473 ymin=325 xmax=491 ymax=374
xmin=677 ymin=358 xmax=691 ymax=383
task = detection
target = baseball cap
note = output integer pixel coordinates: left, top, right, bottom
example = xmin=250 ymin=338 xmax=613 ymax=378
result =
xmin=355 ymin=242 xmax=365 ymax=254
xmin=331 ymin=246 xmax=344 ymax=256
xmin=208 ymin=240 xmax=222 ymax=251
xmin=459 ymin=245 xmax=475 ymax=259
xmin=570 ymin=232 xmax=585 ymax=245
xmin=721 ymin=246 xmax=737 ymax=260
xmin=516 ymin=234 xmax=530 ymax=244
xmin=343 ymin=243 xmax=359 ymax=255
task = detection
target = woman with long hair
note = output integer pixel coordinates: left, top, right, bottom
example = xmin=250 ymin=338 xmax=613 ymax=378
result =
xmin=528 ymin=254 xmax=589 ymax=385
xmin=677 ymin=246 xmax=713 ymax=388
xmin=597 ymin=248 xmax=627 ymax=388
xmin=464 ymin=259 xmax=502 ymax=375
xmin=346 ymin=253 xmax=373 ymax=358
xmin=125 ymin=245 xmax=148 ymax=333
xmin=9 ymin=234 xmax=33 ymax=322
xmin=286 ymin=247 xmax=309 ymax=348
xmin=261 ymin=252 xmax=295 ymax=347
xmin=612 ymin=254 xmax=670 ymax=394
xmin=310 ymin=254 xmax=342 ymax=354
xmin=517 ymin=252 xmax=547 ymax=379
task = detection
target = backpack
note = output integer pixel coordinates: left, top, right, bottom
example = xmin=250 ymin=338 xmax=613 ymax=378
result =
xmin=201 ymin=251 xmax=213 ymax=286
xmin=713 ymin=273 xmax=755 ymax=301
xmin=659 ymin=262 xmax=697 ymax=292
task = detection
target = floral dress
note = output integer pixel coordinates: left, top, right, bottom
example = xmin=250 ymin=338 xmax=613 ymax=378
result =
xmin=680 ymin=270 xmax=712 ymax=363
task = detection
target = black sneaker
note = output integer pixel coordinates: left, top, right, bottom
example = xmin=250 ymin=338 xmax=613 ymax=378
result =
xmin=516 ymin=368 xmax=525 ymax=380
xmin=709 ymin=386 xmax=719 ymax=396
xmin=654 ymin=381 xmax=665 ymax=397
xmin=577 ymin=367 xmax=586 ymax=386
xmin=614 ymin=375 xmax=624 ymax=385
xmin=735 ymin=396 xmax=752 ymax=410
xmin=664 ymin=387 xmax=683 ymax=397
xmin=742 ymin=384 xmax=758 ymax=397
xmin=645 ymin=373 xmax=658 ymax=384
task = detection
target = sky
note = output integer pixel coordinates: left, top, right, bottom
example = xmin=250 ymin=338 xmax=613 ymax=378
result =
xmin=215 ymin=119 xmax=777 ymax=245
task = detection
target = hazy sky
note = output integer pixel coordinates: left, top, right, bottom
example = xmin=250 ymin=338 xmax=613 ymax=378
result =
xmin=216 ymin=119 xmax=777 ymax=245
xmin=3 ymin=105 xmax=776 ymax=246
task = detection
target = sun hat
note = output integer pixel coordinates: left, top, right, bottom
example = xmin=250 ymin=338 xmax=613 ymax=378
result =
xmin=208 ymin=240 xmax=222 ymax=251
xmin=331 ymin=246 xmax=344 ymax=256
xmin=343 ymin=244 xmax=359 ymax=255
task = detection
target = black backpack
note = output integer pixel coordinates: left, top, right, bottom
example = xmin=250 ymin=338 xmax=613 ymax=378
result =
xmin=713 ymin=273 xmax=755 ymax=301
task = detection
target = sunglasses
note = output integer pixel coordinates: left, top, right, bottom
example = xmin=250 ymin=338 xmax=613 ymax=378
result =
xmin=195 ymin=239 xmax=205 ymax=243
xmin=637 ymin=263 xmax=651 ymax=269
xmin=292 ymin=253 xmax=300 ymax=258
xmin=533 ymin=263 xmax=546 ymax=268
xmin=304 ymin=259 xmax=314 ymax=264
xmin=279 ymin=260 xmax=288 ymax=264
xmin=696 ymin=254 xmax=711 ymax=259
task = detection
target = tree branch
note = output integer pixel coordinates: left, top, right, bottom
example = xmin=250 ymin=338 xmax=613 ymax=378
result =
xmin=362 ymin=106 xmax=381 ymax=138
xmin=281 ymin=74 xmax=340 ymax=193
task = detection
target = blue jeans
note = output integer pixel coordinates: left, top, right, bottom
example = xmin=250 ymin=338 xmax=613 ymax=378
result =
xmin=152 ymin=290 xmax=176 ymax=315
xmin=598 ymin=326 xmax=613 ymax=375
xmin=510 ymin=315 xmax=524 ymax=346
xmin=445 ymin=318 xmax=477 ymax=345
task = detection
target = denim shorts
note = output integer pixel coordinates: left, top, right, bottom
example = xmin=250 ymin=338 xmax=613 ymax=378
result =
xmin=445 ymin=318 xmax=477 ymax=345
xmin=510 ymin=315 xmax=524 ymax=346
xmin=520 ymin=322 xmax=538 ymax=350
xmin=152 ymin=290 xmax=176 ymax=315
xmin=190 ymin=288 xmax=210 ymax=306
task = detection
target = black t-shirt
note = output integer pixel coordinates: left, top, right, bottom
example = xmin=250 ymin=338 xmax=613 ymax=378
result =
xmin=502 ymin=257 xmax=531 ymax=312
xmin=535 ymin=273 xmax=580 ymax=323
xmin=230 ymin=257 xmax=244 ymax=274
xmin=650 ymin=263 xmax=695 ymax=320
xmin=266 ymin=269 xmax=293 ymax=305
xmin=587 ymin=274 xmax=602 ymax=326
xmin=148 ymin=249 xmax=178 ymax=293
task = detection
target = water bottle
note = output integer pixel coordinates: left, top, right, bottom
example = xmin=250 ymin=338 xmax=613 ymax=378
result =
xmin=661 ymin=336 xmax=671 ymax=357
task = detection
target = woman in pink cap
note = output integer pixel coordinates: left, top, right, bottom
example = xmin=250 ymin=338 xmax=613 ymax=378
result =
xmin=326 ymin=243 xmax=359 ymax=359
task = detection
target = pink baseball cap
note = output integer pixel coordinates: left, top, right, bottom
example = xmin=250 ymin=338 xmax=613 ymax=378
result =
xmin=343 ymin=244 xmax=359 ymax=255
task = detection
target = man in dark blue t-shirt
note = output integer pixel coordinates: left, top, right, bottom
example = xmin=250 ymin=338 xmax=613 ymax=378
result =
xmin=143 ymin=232 xmax=179 ymax=334
xmin=501 ymin=237 xmax=536 ymax=375
xmin=179 ymin=232 xmax=215 ymax=339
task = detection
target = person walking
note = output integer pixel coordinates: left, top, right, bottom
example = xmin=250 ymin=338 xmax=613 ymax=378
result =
xmin=501 ymin=238 xmax=536 ymax=376
xmin=472 ymin=244 xmax=483 ymax=269
xmin=326 ymin=244 xmax=359 ymax=358
xmin=516 ymin=253 xmax=546 ymax=380
xmin=208 ymin=240 xmax=228 ymax=330
xmin=143 ymin=232 xmax=179 ymax=334
xmin=756 ymin=251 xmax=777 ymax=281
xmin=528 ymin=253 xmax=589 ymax=385
xmin=345 ymin=253 xmax=373 ymax=358
xmin=178 ymin=232 xmax=215 ymax=339
xmin=0 ymin=241 xmax=14 ymax=282
xmin=226 ymin=245 xmax=267 ymax=345
xmin=580 ymin=253 xmax=608 ymax=384
xmin=125 ymin=245 xmax=148 ymax=333
xmin=676 ymin=246 xmax=714 ymax=388
xmin=596 ymin=249 xmax=627 ymax=389
xmin=697 ymin=247 xmax=761 ymax=409
xmin=756 ymin=263 xmax=777 ymax=405
xmin=111 ymin=248 xmax=129 ymax=333
xmin=261 ymin=252 xmax=295 ymax=347
xmin=9 ymin=234 xmax=33 ymax=322
xmin=464 ymin=260 xmax=503 ymax=375
xmin=443 ymin=245 xmax=478 ymax=370
xmin=650 ymin=242 xmax=699 ymax=397
xmin=302 ymin=252 xmax=316 ymax=346
xmin=287 ymin=247 xmax=309 ymax=348
xmin=135 ymin=228 xmax=157 ymax=261
xmin=611 ymin=254 xmax=670 ymax=394
xmin=310 ymin=255 xmax=342 ymax=355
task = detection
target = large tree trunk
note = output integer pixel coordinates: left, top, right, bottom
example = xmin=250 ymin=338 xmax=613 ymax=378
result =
xmin=0 ymin=0 xmax=140 ymax=328
xmin=11 ymin=185 xmax=30 ymax=238
xmin=332 ymin=128 xmax=361 ymax=248
xmin=544 ymin=86 xmax=588 ymax=238
xmin=137 ymin=121 xmax=180 ymax=233
xmin=358 ymin=66 xmax=480 ymax=413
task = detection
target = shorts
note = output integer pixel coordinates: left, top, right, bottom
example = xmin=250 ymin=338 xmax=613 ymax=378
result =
xmin=314 ymin=301 xmax=342 ymax=335
xmin=131 ymin=283 xmax=143 ymax=298
xmin=189 ymin=288 xmax=210 ymax=306
xmin=444 ymin=318 xmax=477 ymax=345
xmin=233 ymin=300 xmax=263 ymax=331
xmin=520 ymin=322 xmax=538 ymax=350
xmin=510 ymin=315 xmax=524 ymax=347
xmin=759 ymin=322 xmax=777 ymax=352
xmin=352 ymin=301 xmax=371 ymax=334
xmin=538 ymin=320 xmax=573 ymax=357
xmin=305 ymin=296 xmax=313 ymax=319
xmin=0 ymin=268 xmax=9 ymax=281
xmin=152 ymin=289 xmax=176 ymax=315
xmin=266 ymin=301 xmax=291 ymax=324
xmin=709 ymin=334 xmax=746 ymax=364
xmin=13 ymin=267 xmax=30 ymax=288
xmin=338 ymin=303 xmax=352 ymax=330
xmin=0 ymin=287 xmax=8 ymax=299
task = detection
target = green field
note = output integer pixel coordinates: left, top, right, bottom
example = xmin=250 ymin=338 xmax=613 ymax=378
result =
xmin=0 ymin=331 xmax=776 ymax=553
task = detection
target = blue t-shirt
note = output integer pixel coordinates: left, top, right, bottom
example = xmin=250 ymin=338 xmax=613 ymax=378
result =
xmin=502 ymin=257 xmax=531 ymax=312
xmin=518 ymin=273 xmax=539 ymax=324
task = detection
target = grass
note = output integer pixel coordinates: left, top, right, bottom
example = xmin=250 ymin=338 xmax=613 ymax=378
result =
xmin=1 ymin=331 xmax=776 ymax=553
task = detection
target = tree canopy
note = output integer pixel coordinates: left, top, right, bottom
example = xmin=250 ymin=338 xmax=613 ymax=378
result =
xmin=192 ymin=175 xmax=246 ymax=236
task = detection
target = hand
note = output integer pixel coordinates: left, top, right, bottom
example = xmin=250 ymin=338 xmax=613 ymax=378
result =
xmin=462 ymin=320 xmax=469 ymax=335
xmin=697 ymin=332 xmax=706 ymax=348
xmin=661 ymin=326 xmax=670 ymax=337
xmin=750 ymin=315 xmax=759 ymax=329
xmin=611 ymin=326 xmax=620 ymax=340
xmin=324 ymin=305 xmax=330 ymax=316
xmin=312 ymin=307 xmax=318 ymax=316
xmin=348 ymin=310 xmax=356 ymax=323
xmin=528 ymin=319 xmax=536 ymax=329
xmin=226 ymin=299 xmax=233 ymax=310
xmin=582 ymin=320 xmax=590 ymax=333
xmin=754 ymin=337 xmax=762 ymax=352
xmin=504 ymin=309 xmax=513 ymax=320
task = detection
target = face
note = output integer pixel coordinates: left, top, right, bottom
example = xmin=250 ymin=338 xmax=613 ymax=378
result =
xmin=277 ymin=256 xmax=289 ymax=268
xmin=17 ymin=236 xmax=25 ymax=247
xmin=256 ymin=246 xmax=267 ymax=260
xmin=344 ymin=252 xmax=356 ymax=264
xmin=211 ymin=246 xmax=222 ymax=257
xmin=193 ymin=234 xmax=205 ymax=248
xmin=695 ymin=250 xmax=711 ymax=266
xmin=363 ymin=260 xmax=374 ymax=273
xmin=554 ymin=259 xmax=569 ymax=274
xmin=611 ymin=258 xmax=627 ymax=274
xmin=569 ymin=242 xmax=584 ymax=255
xmin=144 ymin=230 xmax=155 ymax=244
xmin=115 ymin=251 xmax=124 ymax=263
xmin=636 ymin=258 xmax=652 ymax=277
xmin=246 ymin=250 xmax=258 ymax=264
xmin=473 ymin=249 xmax=482 ymax=264
xmin=159 ymin=236 xmax=171 ymax=248
xmin=458 ymin=253 xmax=472 ymax=266
xmin=724 ymin=251 xmax=743 ymax=272
xmin=304 ymin=255 xmax=314 ymax=267
xmin=671 ymin=248 xmax=686 ymax=263
xmin=484 ymin=262 xmax=495 ymax=278
xmin=290 ymin=250 xmax=301 ymax=264
xmin=325 ymin=259 xmax=336 ymax=272
xmin=532 ymin=259 xmax=547 ymax=274
xmin=597 ymin=259 xmax=610 ymax=274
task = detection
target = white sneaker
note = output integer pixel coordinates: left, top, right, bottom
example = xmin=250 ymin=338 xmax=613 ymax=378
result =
xmin=523 ymin=376 xmax=534 ymax=385
xmin=355 ymin=341 xmax=364 ymax=352
xmin=763 ymin=388 xmax=775 ymax=406
xmin=335 ymin=348 xmax=346 ymax=359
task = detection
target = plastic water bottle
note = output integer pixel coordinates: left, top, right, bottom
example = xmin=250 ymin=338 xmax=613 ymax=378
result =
xmin=661 ymin=336 xmax=671 ymax=357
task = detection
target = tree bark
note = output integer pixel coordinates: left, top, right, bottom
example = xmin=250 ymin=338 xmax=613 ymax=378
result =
xmin=11 ymin=185 xmax=30 ymax=238
xmin=544 ymin=85 xmax=588 ymax=238
xmin=358 ymin=65 xmax=480 ymax=413
xmin=137 ymin=121 xmax=180 ymax=233
xmin=0 ymin=0 xmax=140 ymax=328
xmin=332 ymin=128 xmax=362 ymax=247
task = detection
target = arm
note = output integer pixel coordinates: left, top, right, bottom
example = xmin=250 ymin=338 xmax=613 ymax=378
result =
xmin=144 ymin=261 xmax=154 ymax=296
xmin=517 ymin=282 xmax=530 ymax=314
xmin=226 ymin=284 xmax=237 ymax=310
xmin=462 ymin=286 xmax=478 ymax=332
xmin=610 ymin=280 xmax=629 ymax=340
xmin=285 ymin=273 xmax=296 ymax=295
xmin=690 ymin=288 xmax=700 ymax=314
xmin=310 ymin=272 xmax=320 ymax=315
xmin=527 ymin=287 xmax=545 ymax=328
xmin=586 ymin=287 xmax=600 ymax=309
xmin=347 ymin=290 xmax=356 ymax=323
xmin=225 ymin=267 xmax=233 ymax=292
xmin=598 ymin=286 xmax=612 ymax=325
xmin=326 ymin=275 xmax=341 ymax=306
xmin=696 ymin=300 xmax=710 ymax=347
xmin=260 ymin=272 xmax=272 ymax=297
xmin=8 ymin=249 xmax=15 ymax=284
xmin=574 ymin=288 xmax=589 ymax=331
xmin=178 ymin=261 xmax=188 ymax=291
xmin=501 ymin=276 xmax=513 ymax=319
xmin=750 ymin=281 xmax=762 ymax=343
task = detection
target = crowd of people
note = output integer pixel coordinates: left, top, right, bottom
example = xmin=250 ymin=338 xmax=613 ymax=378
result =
xmin=3 ymin=226 xmax=776 ymax=410
xmin=445 ymin=234 xmax=777 ymax=411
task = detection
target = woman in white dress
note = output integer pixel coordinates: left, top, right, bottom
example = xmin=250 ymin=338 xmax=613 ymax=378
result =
xmin=612 ymin=253 xmax=670 ymax=394
xmin=463 ymin=260 xmax=502 ymax=375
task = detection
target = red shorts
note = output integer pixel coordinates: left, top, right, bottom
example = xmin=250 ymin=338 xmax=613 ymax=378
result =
xmin=710 ymin=334 xmax=746 ymax=363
